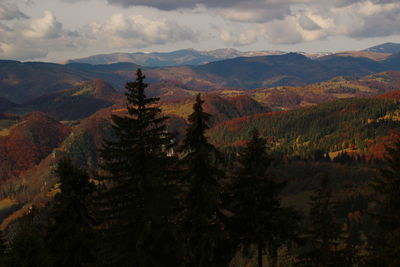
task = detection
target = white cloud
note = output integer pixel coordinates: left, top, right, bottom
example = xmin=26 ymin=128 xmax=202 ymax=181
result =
xmin=217 ymin=27 xmax=262 ymax=46
xmin=2 ymin=0 xmax=400 ymax=61
xmin=23 ymin=11 xmax=62 ymax=38
xmin=332 ymin=1 xmax=400 ymax=38
xmin=0 ymin=10 xmax=197 ymax=61
xmin=215 ymin=0 xmax=400 ymax=45
xmin=86 ymin=13 xmax=196 ymax=48
xmin=218 ymin=8 xmax=289 ymax=23
xmin=262 ymin=18 xmax=305 ymax=44
xmin=103 ymin=0 xmax=400 ymax=42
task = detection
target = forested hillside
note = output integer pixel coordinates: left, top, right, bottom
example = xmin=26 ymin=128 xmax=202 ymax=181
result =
xmin=210 ymin=97 xmax=400 ymax=158
xmin=0 ymin=68 xmax=400 ymax=266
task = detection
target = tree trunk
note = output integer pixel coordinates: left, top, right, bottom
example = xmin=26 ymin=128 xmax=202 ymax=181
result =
xmin=258 ymin=243 xmax=263 ymax=267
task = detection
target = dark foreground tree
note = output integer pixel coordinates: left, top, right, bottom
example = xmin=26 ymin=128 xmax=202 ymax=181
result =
xmin=97 ymin=69 xmax=177 ymax=266
xmin=228 ymin=130 xmax=296 ymax=267
xmin=0 ymin=231 xmax=8 ymax=266
xmin=367 ymin=139 xmax=400 ymax=266
xmin=299 ymin=178 xmax=342 ymax=266
xmin=46 ymin=158 xmax=96 ymax=267
xmin=179 ymin=94 xmax=231 ymax=266
xmin=6 ymin=208 xmax=48 ymax=267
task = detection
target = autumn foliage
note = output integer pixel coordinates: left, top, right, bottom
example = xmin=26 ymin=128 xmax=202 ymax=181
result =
xmin=0 ymin=112 xmax=70 ymax=180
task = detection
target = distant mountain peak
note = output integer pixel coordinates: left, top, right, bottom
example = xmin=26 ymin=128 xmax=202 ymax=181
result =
xmin=363 ymin=42 xmax=400 ymax=54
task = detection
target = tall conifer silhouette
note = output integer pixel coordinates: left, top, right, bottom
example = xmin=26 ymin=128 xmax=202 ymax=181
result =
xmin=46 ymin=158 xmax=96 ymax=267
xmin=229 ymin=130 xmax=292 ymax=267
xmin=299 ymin=178 xmax=342 ymax=266
xmin=98 ymin=69 xmax=177 ymax=266
xmin=368 ymin=139 xmax=400 ymax=266
xmin=179 ymin=94 xmax=231 ymax=266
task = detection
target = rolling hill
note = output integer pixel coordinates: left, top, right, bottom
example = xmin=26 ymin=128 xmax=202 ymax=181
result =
xmin=0 ymin=111 xmax=70 ymax=181
xmin=0 ymin=61 xmax=140 ymax=103
xmin=211 ymin=71 xmax=400 ymax=110
xmin=161 ymin=94 xmax=270 ymax=126
xmin=12 ymin=79 xmax=123 ymax=120
xmin=208 ymin=97 xmax=400 ymax=160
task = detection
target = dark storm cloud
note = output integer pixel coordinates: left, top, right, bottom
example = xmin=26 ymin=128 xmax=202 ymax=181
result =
xmin=350 ymin=7 xmax=400 ymax=38
xmin=298 ymin=14 xmax=321 ymax=31
xmin=104 ymin=0 xmax=267 ymax=10
xmin=103 ymin=0 xmax=400 ymax=10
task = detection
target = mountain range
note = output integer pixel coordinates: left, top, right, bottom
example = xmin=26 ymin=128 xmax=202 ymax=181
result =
xmin=65 ymin=48 xmax=286 ymax=66
xmin=66 ymin=43 xmax=400 ymax=67
xmin=65 ymin=48 xmax=285 ymax=67
xmin=3 ymin=50 xmax=400 ymax=104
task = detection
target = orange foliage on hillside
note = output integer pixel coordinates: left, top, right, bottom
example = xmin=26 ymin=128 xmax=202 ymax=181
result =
xmin=357 ymin=71 xmax=400 ymax=94
xmin=0 ymin=112 xmax=70 ymax=180
xmin=365 ymin=132 xmax=400 ymax=161
xmin=377 ymin=90 xmax=400 ymax=100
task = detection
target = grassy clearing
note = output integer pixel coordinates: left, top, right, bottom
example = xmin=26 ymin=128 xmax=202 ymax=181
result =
xmin=0 ymin=198 xmax=17 ymax=210
xmin=0 ymin=128 xmax=10 ymax=136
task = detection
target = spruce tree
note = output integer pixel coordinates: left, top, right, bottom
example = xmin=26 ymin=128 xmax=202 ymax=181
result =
xmin=0 ymin=231 xmax=8 ymax=266
xmin=338 ymin=217 xmax=361 ymax=266
xmin=97 ymin=69 xmax=177 ymax=266
xmin=6 ymin=209 xmax=48 ymax=267
xmin=228 ymin=130 xmax=292 ymax=267
xmin=299 ymin=178 xmax=341 ymax=266
xmin=367 ymin=139 xmax=400 ymax=266
xmin=46 ymin=158 xmax=96 ymax=267
xmin=179 ymin=94 xmax=230 ymax=267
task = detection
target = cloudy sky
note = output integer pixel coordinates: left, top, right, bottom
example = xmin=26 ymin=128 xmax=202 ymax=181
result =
xmin=1 ymin=0 xmax=400 ymax=62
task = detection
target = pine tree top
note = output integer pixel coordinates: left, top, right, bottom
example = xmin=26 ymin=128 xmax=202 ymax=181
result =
xmin=182 ymin=94 xmax=213 ymax=153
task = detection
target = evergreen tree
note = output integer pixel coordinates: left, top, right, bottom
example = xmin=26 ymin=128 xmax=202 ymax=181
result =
xmin=228 ymin=130 xmax=294 ymax=267
xmin=179 ymin=94 xmax=231 ymax=267
xmin=338 ymin=217 xmax=362 ymax=266
xmin=97 ymin=69 xmax=177 ymax=266
xmin=0 ymin=231 xmax=8 ymax=266
xmin=299 ymin=178 xmax=342 ymax=266
xmin=313 ymin=149 xmax=325 ymax=162
xmin=46 ymin=158 xmax=96 ymax=267
xmin=367 ymin=139 xmax=400 ymax=266
xmin=6 ymin=208 xmax=48 ymax=267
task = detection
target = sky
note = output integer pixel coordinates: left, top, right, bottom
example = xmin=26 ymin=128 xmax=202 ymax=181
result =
xmin=1 ymin=0 xmax=400 ymax=62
